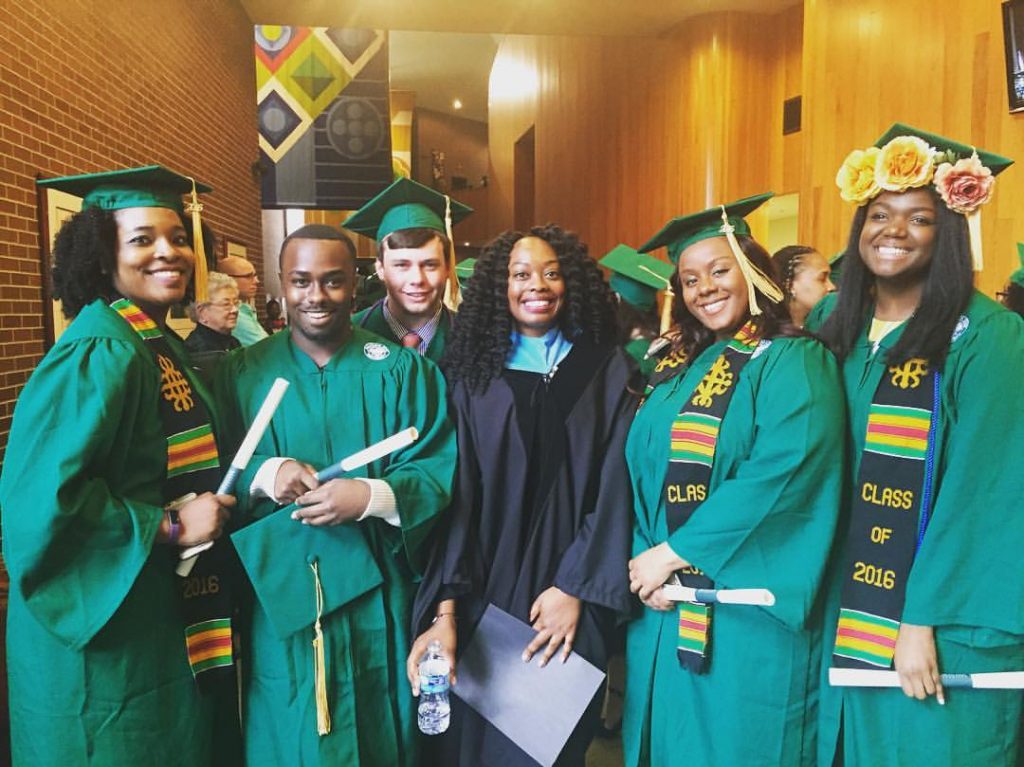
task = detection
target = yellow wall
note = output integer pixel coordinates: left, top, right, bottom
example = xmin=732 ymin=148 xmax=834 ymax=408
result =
xmin=489 ymin=1 xmax=1022 ymax=296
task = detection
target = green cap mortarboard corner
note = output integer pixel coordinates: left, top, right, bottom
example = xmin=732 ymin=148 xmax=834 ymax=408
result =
xmin=874 ymin=123 xmax=1014 ymax=176
xmin=638 ymin=192 xmax=782 ymax=316
xmin=1011 ymin=243 xmax=1024 ymax=288
xmin=37 ymin=165 xmax=214 ymax=301
xmin=342 ymin=177 xmax=473 ymax=242
xmin=599 ymin=244 xmax=674 ymax=311
xmin=455 ymin=257 xmax=477 ymax=280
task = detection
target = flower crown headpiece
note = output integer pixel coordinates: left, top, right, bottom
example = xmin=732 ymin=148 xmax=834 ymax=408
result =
xmin=836 ymin=129 xmax=1008 ymax=271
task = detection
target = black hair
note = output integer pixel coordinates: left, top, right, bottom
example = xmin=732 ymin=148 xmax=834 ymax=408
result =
xmin=669 ymin=235 xmax=804 ymax=360
xmin=615 ymin=297 xmax=660 ymax=344
xmin=817 ymin=189 xmax=973 ymax=368
xmin=1001 ymin=282 xmax=1024 ymax=319
xmin=279 ymin=224 xmax=356 ymax=269
xmin=51 ymin=206 xmax=198 ymax=318
xmin=380 ymin=227 xmax=450 ymax=256
xmin=771 ymin=245 xmax=819 ymax=298
xmin=442 ymin=224 xmax=618 ymax=392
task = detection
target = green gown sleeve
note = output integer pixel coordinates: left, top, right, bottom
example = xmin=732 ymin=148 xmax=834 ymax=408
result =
xmin=378 ymin=353 xmax=456 ymax=574
xmin=0 ymin=339 xmax=164 ymax=649
xmin=901 ymin=310 xmax=1024 ymax=635
xmin=666 ymin=339 xmax=846 ymax=630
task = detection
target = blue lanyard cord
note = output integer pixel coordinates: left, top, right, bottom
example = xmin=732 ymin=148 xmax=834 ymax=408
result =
xmin=915 ymin=370 xmax=941 ymax=552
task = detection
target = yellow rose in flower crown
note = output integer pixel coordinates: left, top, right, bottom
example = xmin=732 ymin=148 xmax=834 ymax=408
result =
xmin=875 ymin=135 xmax=936 ymax=192
xmin=836 ymin=147 xmax=882 ymax=204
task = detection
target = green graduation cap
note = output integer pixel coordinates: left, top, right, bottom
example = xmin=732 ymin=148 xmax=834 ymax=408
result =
xmin=599 ymin=244 xmax=673 ymax=311
xmin=874 ymin=123 xmax=1014 ymax=176
xmin=36 ymin=165 xmax=213 ymax=213
xmin=455 ymin=257 xmax=477 ymax=279
xmin=342 ymin=177 xmax=473 ymax=242
xmin=638 ymin=192 xmax=774 ymax=264
xmin=638 ymin=192 xmax=782 ymax=315
xmin=231 ymin=507 xmax=384 ymax=640
xmin=1011 ymin=243 xmax=1024 ymax=288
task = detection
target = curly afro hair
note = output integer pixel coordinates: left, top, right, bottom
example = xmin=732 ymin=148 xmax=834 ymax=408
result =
xmin=442 ymin=224 xmax=618 ymax=392
xmin=51 ymin=206 xmax=197 ymax=318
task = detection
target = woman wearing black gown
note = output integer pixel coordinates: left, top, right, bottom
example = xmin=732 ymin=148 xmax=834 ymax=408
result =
xmin=408 ymin=224 xmax=637 ymax=766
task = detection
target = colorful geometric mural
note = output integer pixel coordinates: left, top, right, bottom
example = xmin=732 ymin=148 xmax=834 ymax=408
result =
xmin=255 ymin=26 xmax=394 ymax=209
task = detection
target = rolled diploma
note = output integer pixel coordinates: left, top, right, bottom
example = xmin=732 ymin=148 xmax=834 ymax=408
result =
xmin=661 ymin=584 xmax=776 ymax=606
xmin=829 ymin=667 xmax=1024 ymax=689
xmin=315 ymin=427 xmax=420 ymax=482
xmin=176 ymin=377 xmax=290 ymax=574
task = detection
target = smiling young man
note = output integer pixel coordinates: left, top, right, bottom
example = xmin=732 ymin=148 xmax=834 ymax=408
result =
xmin=345 ymin=177 xmax=472 ymax=362
xmin=217 ymin=224 xmax=456 ymax=767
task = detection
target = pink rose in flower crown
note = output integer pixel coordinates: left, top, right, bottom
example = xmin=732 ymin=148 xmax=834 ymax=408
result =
xmin=875 ymin=136 xmax=935 ymax=192
xmin=836 ymin=147 xmax=882 ymax=204
xmin=933 ymin=153 xmax=994 ymax=214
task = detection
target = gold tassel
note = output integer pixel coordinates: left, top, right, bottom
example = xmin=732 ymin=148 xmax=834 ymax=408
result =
xmin=185 ymin=178 xmax=208 ymax=304
xmin=443 ymin=195 xmax=461 ymax=310
xmin=718 ymin=207 xmax=784 ymax=316
xmin=310 ymin=560 xmax=331 ymax=736
xmin=638 ymin=264 xmax=675 ymax=335
xmin=967 ymin=208 xmax=984 ymax=272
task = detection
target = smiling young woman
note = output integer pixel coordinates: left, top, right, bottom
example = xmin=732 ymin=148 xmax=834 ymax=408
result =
xmin=0 ymin=167 xmax=239 ymax=766
xmin=813 ymin=124 xmax=1024 ymax=767
xmin=622 ymin=194 xmax=845 ymax=767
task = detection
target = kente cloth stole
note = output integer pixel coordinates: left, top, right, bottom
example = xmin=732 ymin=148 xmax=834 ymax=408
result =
xmin=833 ymin=356 xmax=940 ymax=669
xmin=662 ymin=321 xmax=760 ymax=672
xmin=111 ymin=298 xmax=236 ymax=687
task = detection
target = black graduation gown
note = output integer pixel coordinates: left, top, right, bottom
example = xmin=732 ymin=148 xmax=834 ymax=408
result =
xmin=412 ymin=340 xmax=637 ymax=766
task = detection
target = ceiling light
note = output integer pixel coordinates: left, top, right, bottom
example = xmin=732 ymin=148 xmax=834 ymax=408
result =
xmin=452 ymin=98 xmax=463 ymax=110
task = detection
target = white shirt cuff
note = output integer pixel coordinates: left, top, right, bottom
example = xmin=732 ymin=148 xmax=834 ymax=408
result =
xmin=355 ymin=478 xmax=401 ymax=527
xmin=251 ymin=457 xmax=290 ymax=503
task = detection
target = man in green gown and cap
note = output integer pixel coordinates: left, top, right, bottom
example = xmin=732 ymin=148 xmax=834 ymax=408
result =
xmin=219 ymin=223 xmax=456 ymax=766
xmin=347 ymin=177 xmax=472 ymax=362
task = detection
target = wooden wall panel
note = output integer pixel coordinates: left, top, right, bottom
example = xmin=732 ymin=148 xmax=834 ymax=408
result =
xmin=488 ymin=9 xmax=803 ymax=261
xmin=802 ymin=0 xmax=1023 ymax=296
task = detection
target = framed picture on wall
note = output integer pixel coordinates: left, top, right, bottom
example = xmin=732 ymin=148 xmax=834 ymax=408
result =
xmin=1002 ymin=0 xmax=1024 ymax=112
xmin=225 ymin=240 xmax=247 ymax=260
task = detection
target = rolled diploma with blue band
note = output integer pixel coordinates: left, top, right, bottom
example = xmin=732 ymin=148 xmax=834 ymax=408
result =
xmin=315 ymin=427 xmax=419 ymax=482
xmin=176 ymin=377 xmax=291 ymax=575
xmin=661 ymin=584 xmax=776 ymax=606
xmin=829 ymin=668 xmax=1024 ymax=689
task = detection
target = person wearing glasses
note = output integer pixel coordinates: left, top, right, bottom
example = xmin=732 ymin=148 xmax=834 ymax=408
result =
xmin=219 ymin=254 xmax=268 ymax=346
xmin=186 ymin=271 xmax=242 ymax=381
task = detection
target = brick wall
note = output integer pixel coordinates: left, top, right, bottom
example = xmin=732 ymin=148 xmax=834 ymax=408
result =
xmin=0 ymin=0 xmax=263 ymax=461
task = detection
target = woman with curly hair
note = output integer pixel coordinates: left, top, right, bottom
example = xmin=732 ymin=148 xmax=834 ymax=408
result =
xmin=407 ymin=224 xmax=637 ymax=766
xmin=0 ymin=167 xmax=239 ymax=766
xmin=623 ymin=194 xmax=844 ymax=766
xmin=812 ymin=125 xmax=1024 ymax=766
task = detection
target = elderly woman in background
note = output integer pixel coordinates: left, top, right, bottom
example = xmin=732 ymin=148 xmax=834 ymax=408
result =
xmin=186 ymin=271 xmax=242 ymax=381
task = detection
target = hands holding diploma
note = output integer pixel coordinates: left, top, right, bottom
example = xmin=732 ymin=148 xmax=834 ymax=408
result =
xmin=159 ymin=492 xmax=234 ymax=545
xmin=893 ymin=623 xmax=945 ymax=705
xmin=629 ymin=542 xmax=689 ymax=611
xmin=274 ymin=460 xmax=370 ymax=526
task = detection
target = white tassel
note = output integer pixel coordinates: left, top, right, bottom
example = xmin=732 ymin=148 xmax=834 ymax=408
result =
xmin=443 ymin=195 xmax=461 ymax=310
xmin=966 ymin=208 xmax=984 ymax=272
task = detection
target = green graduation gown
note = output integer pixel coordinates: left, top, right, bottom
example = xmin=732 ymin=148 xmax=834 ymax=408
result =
xmin=812 ymin=292 xmax=1024 ymax=767
xmin=0 ymin=300 xmax=224 ymax=766
xmin=623 ymin=335 xmax=845 ymax=767
xmin=219 ymin=327 xmax=456 ymax=767
xmin=353 ymin=299 xmax=451 ymax=363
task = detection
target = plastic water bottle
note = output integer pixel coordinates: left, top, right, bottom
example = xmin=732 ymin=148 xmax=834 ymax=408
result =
xmin=417 ymin=640 xmax=450 ymax=734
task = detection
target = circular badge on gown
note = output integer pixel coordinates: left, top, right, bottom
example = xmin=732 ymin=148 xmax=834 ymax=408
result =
xmin=363 ymin=342 xmax=390 ymax=360
xmin=951 ymin=315 xmax=969 ymax=343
